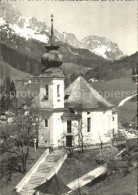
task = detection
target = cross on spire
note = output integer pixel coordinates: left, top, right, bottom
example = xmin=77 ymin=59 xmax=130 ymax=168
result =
xmin=50 ymin=14 xmax=54 ymax=46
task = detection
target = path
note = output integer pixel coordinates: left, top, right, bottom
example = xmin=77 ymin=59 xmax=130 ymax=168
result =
xmin=118 ymin=94 xmax=137 ymax=107
xmin=16 ymin=149 xmax=67 ymax=195
xmin=67 ymin=165 xmax=107 ymax=192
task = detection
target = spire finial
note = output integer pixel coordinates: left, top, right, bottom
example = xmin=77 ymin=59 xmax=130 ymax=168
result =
xmin=50 ymin=14 xmax=54 ymax=46
xmin=41 ymin=14 xmax=63 ymax=71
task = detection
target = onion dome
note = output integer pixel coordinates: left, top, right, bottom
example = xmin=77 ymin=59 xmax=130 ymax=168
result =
xmin=41 ymin=47 xmax=63 ymax=68
xmin=41 ymin=15 xmax=63 ymax=71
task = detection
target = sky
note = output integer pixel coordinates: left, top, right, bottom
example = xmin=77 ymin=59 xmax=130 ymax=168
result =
xmin=10 ymin=1 xmax=138 ymax=55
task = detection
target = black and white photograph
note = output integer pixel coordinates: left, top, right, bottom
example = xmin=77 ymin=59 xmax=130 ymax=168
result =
xmin=0 ymin=0 xmax=137 ymax=194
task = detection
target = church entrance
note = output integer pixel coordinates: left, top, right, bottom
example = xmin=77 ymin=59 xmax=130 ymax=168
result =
xmin=66 ymin=135 xmax=73 ymax=147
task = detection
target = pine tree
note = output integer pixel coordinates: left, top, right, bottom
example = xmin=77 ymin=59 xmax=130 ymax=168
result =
xmin=10 ymin=80 xmax=16 ymax=97
xmin=10 ymin=80 xmax=17 ymax=111
xmin=3 ymin=75 xmax=12 ymax=111
xmin=4 ymin=75 xmax=11 ymax=93
xmin=136 ymin=66 xmax=138 ymax=75
xmin=132 ymin=67 xmax=136 ymax=81
xmin=132 ymin=67 xmax=135 ymax=76
xmin=1 ymin=94 xmax=6 ymax=113
xmin=0 ymin=84 xmax=4 ymax=113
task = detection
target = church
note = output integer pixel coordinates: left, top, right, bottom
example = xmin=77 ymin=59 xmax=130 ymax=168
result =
xmin=36 ymin=15 xmax=118 ymax=148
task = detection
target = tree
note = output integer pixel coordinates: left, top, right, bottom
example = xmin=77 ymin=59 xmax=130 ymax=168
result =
xmin=3 ymin=75 xmax=12 ymax=111
xmin=10 ymin=80 xmax=17 ymax=110
xmin=97 ymin=129 xmax=115 ymax=151
xmin=0 ymin=84 xmax=5 ymax=113
xmin=0 ymin=101 xmax=39 ymax=185
xmin=132 ymin=67 xmax=136 ymax=81
xmin=77 ymin=120 xmax=93 ymax=153
xmin=10 ymin=80 xmax=16 ymax=96
xmin=136 ymin=65 xmax=138 ymax=74
xmin=98 ymin=132 xmax=103 ymax=150
xmin=1 ymin=94 xmax=6 ymax=113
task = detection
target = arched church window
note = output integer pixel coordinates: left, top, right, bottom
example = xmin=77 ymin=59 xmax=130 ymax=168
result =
xmin=57 ymin=85 xmax=60 ymax=97
xmin=45 ymin=119 xmax=48 ymax=127
xmin=87 ymin=117 xmax=91 ymax=132
xmin=67 ymin=120 xmax=71 ymax=133
xmin=45 ymin=85 xmax=49 ymax=100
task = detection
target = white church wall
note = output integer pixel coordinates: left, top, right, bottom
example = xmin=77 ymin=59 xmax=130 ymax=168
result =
xmin=81 ymin=110 xmax=117 ymax=144
xmin=39 ymin=78 xmax=64 ymax=109
xmin=38 ymin=112 xmax=52 ymax=147
xmin=38 ymin=110 xmax=118 ymax=147
xmin=39 ymin=112 xmax=64 ymax=148
xmin=52 ymin=79 xmax=64 ymax=109
xmin=39 ymin=78 xmax=53 ymax=109
xmin=52 ymin=112 xmax=64 ymax=147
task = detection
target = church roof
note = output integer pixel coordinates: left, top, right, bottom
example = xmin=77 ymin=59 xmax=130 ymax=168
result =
xmin=39 ymin=68 xmax=65 ymax=78
xmin=61 ymin=110 xmax=81 ymax=120
xmin=34 ymin=174 xmax=71 ymax=194
xmin=65 ymin=76 xmax=113 ymax=110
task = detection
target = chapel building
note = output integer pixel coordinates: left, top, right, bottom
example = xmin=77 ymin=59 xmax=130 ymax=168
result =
xmin=37 ymin=15 xmax=118 ymax=148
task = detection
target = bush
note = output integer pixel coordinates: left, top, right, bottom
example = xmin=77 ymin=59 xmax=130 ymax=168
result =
xmin=126 ymin=138 xmax=138 ymax=151
xmin=95 ymin=146 xmax=118 ymax=165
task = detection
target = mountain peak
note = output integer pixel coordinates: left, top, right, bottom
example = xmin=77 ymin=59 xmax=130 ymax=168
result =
xmin=0 ymin=2 xmax=125 ymax=61
xmin=0 ymin=2 xmax=21 ymax=24
xmin=81 ymin=35 xmax=125 ymax=60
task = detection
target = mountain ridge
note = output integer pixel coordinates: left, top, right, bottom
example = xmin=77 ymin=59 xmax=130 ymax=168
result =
xmin=1 ymin=1 xmax=137 ymax=86
xmin=0 ymin=1 xmax=125 ymax=61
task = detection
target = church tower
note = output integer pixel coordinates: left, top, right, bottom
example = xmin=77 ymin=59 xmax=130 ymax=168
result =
xmin=38 ymin=15 xmax=65 ymax=147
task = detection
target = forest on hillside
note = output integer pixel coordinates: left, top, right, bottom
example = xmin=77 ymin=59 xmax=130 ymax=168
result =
xmin=0 ymin=29 xmax=138 ymax=83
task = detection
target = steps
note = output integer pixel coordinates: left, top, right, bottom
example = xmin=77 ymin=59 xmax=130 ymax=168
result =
xmin=16 ymin=149 xmax=67 ymax=195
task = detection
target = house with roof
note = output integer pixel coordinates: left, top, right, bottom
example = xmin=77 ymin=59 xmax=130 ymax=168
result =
xmin=36 ymin=15 xmax=118 ymax=148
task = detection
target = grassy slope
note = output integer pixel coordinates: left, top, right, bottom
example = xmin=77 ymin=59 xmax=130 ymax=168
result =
xmin=58 ymin=149 xmax=99 ymax=184
xmin=118 ymin=100 xmax=137 ymax=124
xmin=81 ymin=170 xmax=137 ymax=195
xmin=92 ymin=78 xmax=136 ymax=106
xmin=0 ymin=58 xmax=30 ymax=85
xmin=59 ymin=149 xmax=137 ymax=195
xmin=92 ymin=78 xmax=137 ymax=124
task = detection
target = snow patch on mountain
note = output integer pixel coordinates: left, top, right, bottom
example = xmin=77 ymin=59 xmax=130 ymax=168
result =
xmin=93 ymin=45 xmax=111 ymax=59
xmin=12 ymin=22 xmax=48 ymax=42
xmin=0 ymin=17 xmax=6 ymax=25
xmin=0 ymin=17 xmax=49 ymax=43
